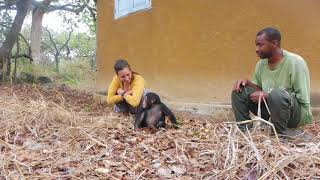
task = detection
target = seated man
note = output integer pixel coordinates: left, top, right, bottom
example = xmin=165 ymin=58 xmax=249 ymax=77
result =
xmin=232 ymin=27 xmax=313 ymax=134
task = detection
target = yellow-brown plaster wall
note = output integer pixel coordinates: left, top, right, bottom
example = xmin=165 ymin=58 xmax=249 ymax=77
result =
xmin=96 ymin=0 xmax=320 ymax=106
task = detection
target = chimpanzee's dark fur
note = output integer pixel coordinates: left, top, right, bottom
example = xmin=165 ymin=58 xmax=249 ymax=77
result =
xmin=135 ymin=92 xmax=177 ymax=129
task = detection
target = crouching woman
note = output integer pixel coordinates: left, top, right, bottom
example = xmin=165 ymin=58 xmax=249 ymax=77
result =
xmin=107 ymin=59 xmax=147 ymax=114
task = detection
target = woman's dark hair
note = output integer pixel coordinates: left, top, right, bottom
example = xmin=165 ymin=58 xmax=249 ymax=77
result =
xmin=114 ymin=59 xmax=131 ymax=74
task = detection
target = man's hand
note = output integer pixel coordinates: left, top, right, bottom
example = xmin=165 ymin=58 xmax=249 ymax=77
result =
xmin=233 ymin=79 xmax=249 ymax=92
xmin=250 ymin=91 xmax=268 ymax=103
xmin=117 ymin=88 xmax=126 ymax=96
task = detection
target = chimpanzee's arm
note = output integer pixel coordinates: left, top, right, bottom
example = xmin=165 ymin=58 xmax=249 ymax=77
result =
xmin=156 ymin=120 xmax=165 ymax=128
xmin=135 ymin=111 xmax=146 ymax=130
xmin=161 ymin=104 xmax=177 ymax=127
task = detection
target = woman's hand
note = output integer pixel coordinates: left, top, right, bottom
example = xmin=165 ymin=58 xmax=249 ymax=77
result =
xmin=126 ymin=90 xmax=133 ymax=95
xmin=117 ymin=88 xmax=126 ymax=95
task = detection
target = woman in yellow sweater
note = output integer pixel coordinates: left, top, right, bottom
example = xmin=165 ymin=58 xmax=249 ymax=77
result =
xmin=107 ymin=59 xmax=147 ymax=114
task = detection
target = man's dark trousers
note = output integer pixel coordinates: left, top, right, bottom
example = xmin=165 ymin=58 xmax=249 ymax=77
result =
xmin=231 ymin=87 xmax=301 ymax=133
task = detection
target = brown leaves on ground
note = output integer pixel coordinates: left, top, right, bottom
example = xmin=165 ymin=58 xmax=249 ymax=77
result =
xmin=0 ymin=84 xmax=319 ymax=179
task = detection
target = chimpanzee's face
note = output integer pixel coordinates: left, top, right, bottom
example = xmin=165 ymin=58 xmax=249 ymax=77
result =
xmin=143 ymin=97 xmax=148 ymax=109
xmin=142 ymin=93 xmax=161 ymax=109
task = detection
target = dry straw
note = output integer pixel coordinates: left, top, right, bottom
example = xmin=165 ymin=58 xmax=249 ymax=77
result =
xmin=0 ymin=85 xmax=319 ymax=179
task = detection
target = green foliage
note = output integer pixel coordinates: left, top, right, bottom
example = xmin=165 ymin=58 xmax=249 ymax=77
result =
xmin=13 ymin=58 xmax=95 ymax=90
xmin=40 ymin=27 xmax=96 ymax=70
xmin=15 ymin=58 xmax=33 ymax=74
xmin=68 ymin=32 xmax=96 ymax=60
xmin=81 ymin=13 xmax=96 ymax=33
xmin=11 ymin=58 xmax=35 ymax=83
xmin=49 ymin=0 xmax=96 ymax=34
xmin=12 ymin=24 xmax=96 ymax=87
xmin=80 ymin=0 xmax=97 ymax=33
xmin=56 ymin=60 xmax=95 ymax=89
xmin=0 ymin=10 xmax=14 ymax=45
xmin=11 ymin=25 xmax=31 ymax=56
xmin=41 ymin=27 xmax=72 ymax=66
xmin=2 ymin=0 xmax=16 ymax=4
xmin=1 ymin=0 xmax=97 ymax=88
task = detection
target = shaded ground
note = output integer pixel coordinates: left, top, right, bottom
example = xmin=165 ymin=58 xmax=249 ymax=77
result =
xmin=0 ymin=84 xmax=319 ymax=179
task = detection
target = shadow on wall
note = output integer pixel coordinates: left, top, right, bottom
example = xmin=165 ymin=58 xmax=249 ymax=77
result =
xmin=311 ymin=92 xmax=320 ymax=108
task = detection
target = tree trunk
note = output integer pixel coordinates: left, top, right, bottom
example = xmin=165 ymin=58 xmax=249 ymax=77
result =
xmin=30 ymin=0 xmax=51 ymax=64
xmin=55 ymin=55 xmax=59 ymax=72
xmin=91 ymin=52 xmax=96 ymax=70
xmin=30 ymin=8 xmax=44 ymax=64
xmin=13 ymin=36 xmax=20 ymax=83
xmin=0 ymin=0 xmax=31 ymax=81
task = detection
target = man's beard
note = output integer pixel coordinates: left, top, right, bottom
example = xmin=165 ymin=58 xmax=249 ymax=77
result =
xmin=257 ymin=51 xmax=273 ymax=59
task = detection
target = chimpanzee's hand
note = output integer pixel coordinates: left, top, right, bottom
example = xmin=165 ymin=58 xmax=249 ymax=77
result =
xmin=249 ymin=91 xmax=268 ymax=103
xmin=117 ymin=88 xmax=125 ymax=95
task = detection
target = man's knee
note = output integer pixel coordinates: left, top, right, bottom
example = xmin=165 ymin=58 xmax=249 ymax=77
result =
xmin=231 ymin=86 xmax=254 ymax=102
xmin=231 ymin=89 xmax=239 ymax=100
xmin=268 ymin=89 xmax=290 ymax=104
xmin=231 ymin=89 xmax=244 ymax=104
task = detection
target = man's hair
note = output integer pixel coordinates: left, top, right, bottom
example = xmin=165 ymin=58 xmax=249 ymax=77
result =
xmin=257 ymin=27 xmax=281 ymax=45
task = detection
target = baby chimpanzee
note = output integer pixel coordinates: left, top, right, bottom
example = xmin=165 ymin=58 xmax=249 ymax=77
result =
xmin=135 ymin=92 xmax=177 ymax=129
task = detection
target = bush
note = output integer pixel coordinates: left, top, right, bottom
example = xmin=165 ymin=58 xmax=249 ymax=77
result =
xmin=12 ymin=59 xmax=96 ymax=91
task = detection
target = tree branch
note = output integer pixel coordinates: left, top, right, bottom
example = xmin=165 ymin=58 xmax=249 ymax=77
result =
xmin=1 ymin=22 xmax=32 ymax=58
xmin=18 ymin=33 xmax=31 ymax=56
xmin=84 ymin=3 xmax=97 ymax=22
xmin=44 ymin=27 xmax=58 ymax=52
xmin=58 ymin=29 xmax=73 ymax=53
xmin=41 ymin=42 xmax=55 ymax=56
xmin=43 ymin=27 xmax=73 ymax=62
xmin=0 ymin=2 xmax=16 ymax=11
xmin=47 ymin=3 xmax=86 ymax=14
xmin=31 ymin=0 xmax=51 ymax=14
xmin=0 ymin=22 xmax=11 ymax=29
xmin=11 ymin=54 xmax=33 ymax=61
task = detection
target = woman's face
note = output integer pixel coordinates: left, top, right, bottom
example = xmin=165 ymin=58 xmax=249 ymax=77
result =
xmin=117 ymin=67 xmax=132 ymax=84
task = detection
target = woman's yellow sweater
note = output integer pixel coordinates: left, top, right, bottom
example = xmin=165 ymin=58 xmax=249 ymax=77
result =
xmin=106 ymin=74 xmax=146 ymax=107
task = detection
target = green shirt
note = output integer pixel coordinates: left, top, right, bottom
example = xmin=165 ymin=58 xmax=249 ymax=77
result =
xmin=252 ymin=50 xmax=313 ymax=126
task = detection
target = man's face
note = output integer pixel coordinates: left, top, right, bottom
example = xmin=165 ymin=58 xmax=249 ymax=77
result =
xmin=255 ymin=33 xmax=274 ymax=59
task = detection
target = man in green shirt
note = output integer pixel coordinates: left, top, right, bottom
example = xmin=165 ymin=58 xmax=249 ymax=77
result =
xmin=232 ymin=27 xmax=313 ymax=134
